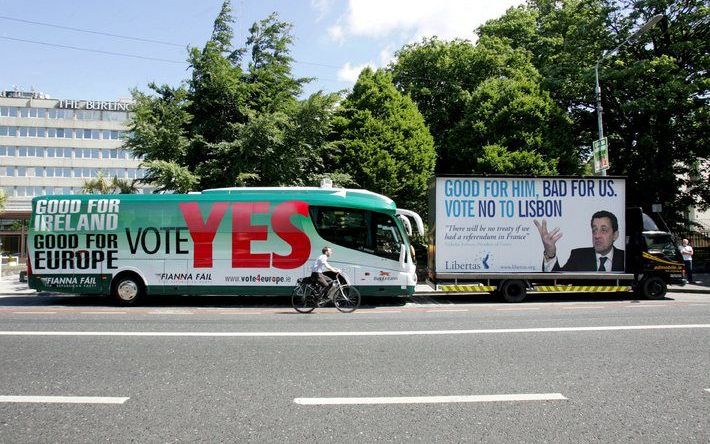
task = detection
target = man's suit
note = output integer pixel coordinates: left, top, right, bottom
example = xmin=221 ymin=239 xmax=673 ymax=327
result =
xmin=548 ymin=246 xmax=625 ymax=272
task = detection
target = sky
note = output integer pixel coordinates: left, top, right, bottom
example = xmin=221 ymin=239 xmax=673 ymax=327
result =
xmin=0 ymin=0 xmax=522 ymax=101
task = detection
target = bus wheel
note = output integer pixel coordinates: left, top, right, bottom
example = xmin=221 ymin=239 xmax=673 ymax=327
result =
xmin=499 ymin=280 xmax=527 ymax=303
xmin=111 ymin=273 xmax=145 ymax=306
xmin=641 ymin=276 xmax=667 ymax=300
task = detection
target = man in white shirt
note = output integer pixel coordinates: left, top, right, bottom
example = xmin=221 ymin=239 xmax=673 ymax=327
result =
xmin=680 ymin=239 xmax=694 ymax=283
xmin=311 ymin=246 xmax=341 ymax=295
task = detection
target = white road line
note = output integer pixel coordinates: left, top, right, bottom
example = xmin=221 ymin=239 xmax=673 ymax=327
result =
xmin=0 ymin=396 xmax=129 ymax=404
xmin=0 ymin=324 xmax=708 ymax=337
xmin=426 ymin=309 xmax=468 ymax=313
xmin=705 ymin=389 xmax=710 ymax=393
xmin=687 ymin=304 xmax=710 ymax=306
xmin=294 ymin=393 xmax=568 ymax=405
xmin=81 ymin=312 xmax=127 ymax=315
xmin=218 ymin=312 xmax=263 ymax=315
xmin=496 ymin=307 xmax=540 ymax=311
xmin=148 ymin=310 xmax=193 ymax=315
xmin=355 ymin=310 xmax=402 ymax=314
xmin=562 ymin=306 xmax=605 ymax=310
xmin=13 ymin=311 xmax=57 ymax=314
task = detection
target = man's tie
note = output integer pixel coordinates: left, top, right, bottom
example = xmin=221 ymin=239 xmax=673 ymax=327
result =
xmin=598 ymin=256 xmax=608 ymax=271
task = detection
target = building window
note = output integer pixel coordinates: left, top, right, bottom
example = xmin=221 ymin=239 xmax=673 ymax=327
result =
xmin=0 ymin=146 xmax=16 ymax=156
xmin=0 ymin=107 xmax=18 ymax=117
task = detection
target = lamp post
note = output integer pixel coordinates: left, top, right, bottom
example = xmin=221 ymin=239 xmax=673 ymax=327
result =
xmin=594 ymin=14 xmax=663 ymax=176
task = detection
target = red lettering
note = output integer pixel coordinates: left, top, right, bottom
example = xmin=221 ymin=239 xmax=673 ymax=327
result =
xmin=272 ymin=201 xmax=311 ymax=269
xmin=179 ymin=202 xmax=228 ymax=268
xmin=232 ymin=202 xmax=270 ymax=268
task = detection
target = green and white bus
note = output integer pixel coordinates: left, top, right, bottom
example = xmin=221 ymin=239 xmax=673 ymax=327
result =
xmin=27 ymin=186 xmax=423 ymax=304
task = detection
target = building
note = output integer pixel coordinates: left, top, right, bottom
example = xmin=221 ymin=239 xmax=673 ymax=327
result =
xmin=0 ymin=89 xmax=147 ymax=259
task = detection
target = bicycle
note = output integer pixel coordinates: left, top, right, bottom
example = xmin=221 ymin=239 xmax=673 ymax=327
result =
xmin=291 ymin=273 xmax=361 ymax=313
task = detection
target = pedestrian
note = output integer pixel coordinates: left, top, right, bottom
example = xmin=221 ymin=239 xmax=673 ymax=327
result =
xmin=680 ymin=239 xmax=694 ymax=283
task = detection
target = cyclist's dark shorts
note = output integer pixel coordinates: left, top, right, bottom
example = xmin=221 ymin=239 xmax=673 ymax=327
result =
xmin=311 ymin=272 xmax=332 ymax=289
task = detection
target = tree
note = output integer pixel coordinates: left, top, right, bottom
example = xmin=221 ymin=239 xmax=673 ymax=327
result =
xmin=127 ymin=1 xmax=342 ymax=192
xmin=332 ymin=68 xmax=436 ymax=213
xmin=0 ymin=189 xmax=6 ymax=211
xmin=477 ymin=0 xmax=710 ymax=226
xmin=477 ymin=144 xmax=557 ymax=175
xmin=82 ymin=171 xmax=139 ymax=194
xmin=391 ymin=35 xmax=576 ymax=175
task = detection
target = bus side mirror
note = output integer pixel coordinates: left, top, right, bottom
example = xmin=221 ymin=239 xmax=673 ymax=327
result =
xmin=399 ymin=244 xmax=406 ymax=266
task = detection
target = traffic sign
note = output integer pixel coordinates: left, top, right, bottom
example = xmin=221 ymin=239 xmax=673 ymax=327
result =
xmin=593 ymin=137 xmax=609 ymax=173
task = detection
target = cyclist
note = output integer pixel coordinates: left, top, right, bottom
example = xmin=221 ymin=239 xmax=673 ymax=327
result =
xmin=311 ymin=246 xmax=341 ymax=297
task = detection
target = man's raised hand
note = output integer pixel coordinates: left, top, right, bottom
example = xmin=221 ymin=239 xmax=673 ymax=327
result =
xmin=533 ymin=219 xmax=563 ymax=258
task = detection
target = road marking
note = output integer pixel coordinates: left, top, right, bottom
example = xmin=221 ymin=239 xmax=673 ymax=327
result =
xmin=496 ymin=307 xmax=540 ymax=311
xmin=705 ymin=389 xmax=710 ymax=393
xmin=426 ymin=309 xmax=468 ymax=313
xmin=294 ymin=393 xmax=568 ymax=405
xmin=0 ymin=396 xmax=129 ymax=404
xmin=13 ymin=311 xmax=57 ymax=314
xmin=218 ymin=312 xmax=263 ymax=315
xmin=148 ymin=310 xmax=193 ymax=315
xmin=562 ymin=306 xmax=605 ymax=310
xmin=81 ymin=312 xmax=127 ymax=315
xmin=355 ymin=310 xmax=402 ymax=314
xmin=0 ymin=324 xmax=708 ymax=337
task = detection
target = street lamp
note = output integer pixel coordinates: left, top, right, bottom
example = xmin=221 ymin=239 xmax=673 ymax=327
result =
xmin=594 ymin=14 xmax=664 ymax=176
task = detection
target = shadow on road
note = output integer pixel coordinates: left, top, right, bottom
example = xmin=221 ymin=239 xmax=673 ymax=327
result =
xmin=0 ymin=290 xmax=676 ymax=309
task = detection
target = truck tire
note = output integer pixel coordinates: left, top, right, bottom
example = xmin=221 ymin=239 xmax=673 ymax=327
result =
xmin=641 ymin=276 xmax=667 ymax=300
xmin=111 ymin=272 xmax=145 ymax=306
xmin=499 ymin=280 xmax=527 ymax=303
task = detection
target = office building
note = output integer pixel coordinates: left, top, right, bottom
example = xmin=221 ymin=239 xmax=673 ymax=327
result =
xmin=0 ymin=89 xmax=147 ymax=258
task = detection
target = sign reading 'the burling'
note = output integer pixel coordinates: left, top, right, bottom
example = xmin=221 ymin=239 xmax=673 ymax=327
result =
xmin=58 ymin=99 xmax=131 ymax=111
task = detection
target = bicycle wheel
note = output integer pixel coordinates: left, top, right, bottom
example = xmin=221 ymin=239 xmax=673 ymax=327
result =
xmin=333 ymin=284 xmax=361 ymax=313
xmin=292 ymin=284 xmax=317 ymax=313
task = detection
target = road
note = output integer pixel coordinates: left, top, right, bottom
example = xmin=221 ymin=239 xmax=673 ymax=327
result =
xmin=0 ymin=289 xmax=708 ymax=442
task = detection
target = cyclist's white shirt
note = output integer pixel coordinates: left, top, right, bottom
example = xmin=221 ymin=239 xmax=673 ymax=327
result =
xmin=312 ymin=254 xmax=329 ymax=273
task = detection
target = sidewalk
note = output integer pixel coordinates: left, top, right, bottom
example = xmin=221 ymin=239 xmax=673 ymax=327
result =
xmin=669 ymin=272 xmax=709 ymax=294
xmin=416 ymin=273 xmax=710 ymax=295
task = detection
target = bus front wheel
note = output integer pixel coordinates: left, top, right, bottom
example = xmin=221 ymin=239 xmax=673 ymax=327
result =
xmin=111 ymin=273 xmax=145 ymax=306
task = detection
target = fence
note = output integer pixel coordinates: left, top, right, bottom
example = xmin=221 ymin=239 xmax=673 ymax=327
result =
xmin=681 ymin=229 xmax=710 ymax=272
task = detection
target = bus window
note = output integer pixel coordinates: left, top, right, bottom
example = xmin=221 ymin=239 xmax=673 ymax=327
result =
xmin=373 ymin=212 xmax=402 ymax=261
xmin=309 ymin=207 xmax=370 ymax=252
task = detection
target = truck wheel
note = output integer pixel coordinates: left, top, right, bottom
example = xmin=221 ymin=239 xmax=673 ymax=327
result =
xmin=641 ymin=276 xmax=667 ymax=300
xmin=111 ymin=273 xmax=145 ymax=306
xmin=499 ymin=280 xmax=527 ymax=303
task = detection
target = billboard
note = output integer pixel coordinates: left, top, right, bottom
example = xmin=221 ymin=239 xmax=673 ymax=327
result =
xmin=434 ymin=177 xmax=626 ymax=274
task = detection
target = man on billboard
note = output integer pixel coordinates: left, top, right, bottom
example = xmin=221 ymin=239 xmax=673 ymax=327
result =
xmin=534 ymin=210 xmax=625 ymax=272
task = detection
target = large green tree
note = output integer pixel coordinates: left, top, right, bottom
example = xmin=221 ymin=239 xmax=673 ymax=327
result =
xmin=391 ymin=35 xmax=576 ymax=175
xmin=478 ymin=0 xmax=709 ymax=226
xmin=332 ymin=68 xmax=436 ymax=213
xmin=127 ymin=2 xmax=342 ymax=192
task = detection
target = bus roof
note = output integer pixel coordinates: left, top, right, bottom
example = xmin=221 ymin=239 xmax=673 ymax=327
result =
xmin=32 ymin=187 xmax=397 ymax=213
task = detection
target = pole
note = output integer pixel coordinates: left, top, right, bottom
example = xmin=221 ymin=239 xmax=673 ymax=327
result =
xmin=595 ymin=63 xmax=606 ymax=177
xmin=592 ymin=14 xmax=663 ymax=178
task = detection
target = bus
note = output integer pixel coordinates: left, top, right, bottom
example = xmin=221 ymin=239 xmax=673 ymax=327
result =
xmin=27 ymin=185 xmax=424 ymax=305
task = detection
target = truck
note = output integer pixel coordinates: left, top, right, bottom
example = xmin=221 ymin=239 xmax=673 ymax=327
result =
xmin=427 ymin=176 xmax=686 ymax=302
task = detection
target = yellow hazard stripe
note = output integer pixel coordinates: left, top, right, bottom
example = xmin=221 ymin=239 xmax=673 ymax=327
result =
xmin=439 ymin=285 xmax=496 ymax=292
xmin=642 ymin=252 xmax=682 ymax=266
xmin=533 ymin=285 xmax=631 ymax=292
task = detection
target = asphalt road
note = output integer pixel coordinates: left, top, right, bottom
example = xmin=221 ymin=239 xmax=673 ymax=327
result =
xmin=0 ymin=291 xmax=708 ymax=442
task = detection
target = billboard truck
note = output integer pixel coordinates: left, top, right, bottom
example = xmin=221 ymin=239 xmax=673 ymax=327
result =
xmin=428 ymin=176 xmax=686 ymax=302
